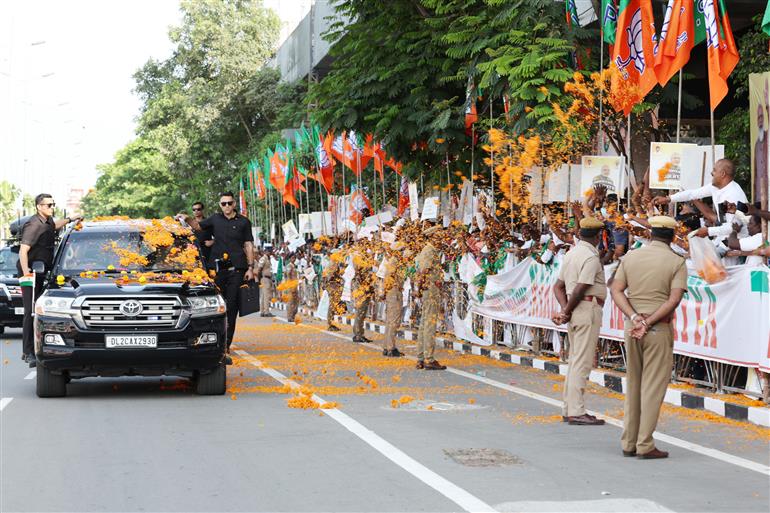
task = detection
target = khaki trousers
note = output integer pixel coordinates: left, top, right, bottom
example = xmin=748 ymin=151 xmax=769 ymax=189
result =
xmin=353 ymin=294 xmax=371 ymax=339
xmin=622 ymin=322 xmax=674 ymax=454
xmin=383 ymin=286 xmax=403 ymax=350
xmin=327 ymin=286 xmax=341 ymax=327
xmin=416 ymin=283 xmax=440 ymax=361
xmin=562 ymin=301 xmax=602 ymax=417
xmin=260 ymin=277 xmax=272 ymax=314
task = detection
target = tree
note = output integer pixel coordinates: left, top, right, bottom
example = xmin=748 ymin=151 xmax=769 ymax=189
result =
xmin=0 ymin=181 xmax=20 ymax=239
xmin=88 ymin=0 xmax=292 ymax=217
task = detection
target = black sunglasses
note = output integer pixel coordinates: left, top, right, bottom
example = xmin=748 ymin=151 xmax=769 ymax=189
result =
xmin=220 ymin=201 xmax=234 ymax=206
xmin=40 ymin=203 xmax=55 ymax=208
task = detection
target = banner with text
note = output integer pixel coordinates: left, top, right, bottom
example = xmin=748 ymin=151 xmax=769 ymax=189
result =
xmin=467 ymin=254 xmax=770 ymax=372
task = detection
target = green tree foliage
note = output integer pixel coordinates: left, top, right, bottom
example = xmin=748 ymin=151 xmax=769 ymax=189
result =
xmin=84 ymin=0 xmax=304 ymax=218
xmin=309 ymin=0 xmax=589 ymax=186
xmin=0 ymin=181 xmax=20 ymax=238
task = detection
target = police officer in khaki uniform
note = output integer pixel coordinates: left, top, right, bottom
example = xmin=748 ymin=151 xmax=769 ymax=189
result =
xmin=256 ymin=246 xmax=275 ymax=317
xmin=553 ymin=217 xmax=606 ymax=426
xmin=351 ymin=250 xmax=374 ymax=343
xmin=414 ymin=231 xmax=446 ymax=370
xmin=324 ymin=253 xmax=343 ymax=331
xmin=610 ymin=216 xmax=687 ymax=459
xmin=380 ymin=245 xmax=410 ymax=357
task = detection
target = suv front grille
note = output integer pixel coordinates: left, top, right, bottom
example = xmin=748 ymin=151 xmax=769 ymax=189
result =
xmin=80 ymin=297 xmax=183 ymax=328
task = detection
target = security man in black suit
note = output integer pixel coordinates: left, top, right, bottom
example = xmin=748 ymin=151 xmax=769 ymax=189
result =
xmin=17 ymin=193 xmax=81 ymax=367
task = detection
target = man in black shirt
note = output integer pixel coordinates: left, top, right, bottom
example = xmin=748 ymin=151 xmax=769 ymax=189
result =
xmin=180 ymin=192 xmax=255 ymax=350
xmin=17 ymin=193 xmax=81 ymax=367
xmin=191 ymin=201 xmax=213 ymax=266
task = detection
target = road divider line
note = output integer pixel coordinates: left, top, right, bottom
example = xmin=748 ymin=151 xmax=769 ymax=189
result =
xmin=233 ymin=346 xmax=497 ymax=513
xmin=24 ymin=371 xmax=36 ymax=380
xmin=279 ymin=316 xmax=770 ymax=477
xmin=0 ymin=398 xmax=12 ymax=411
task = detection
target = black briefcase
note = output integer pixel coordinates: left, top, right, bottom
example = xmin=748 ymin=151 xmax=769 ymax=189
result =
xmin=238 ymin=280 xmax=260 ymax=317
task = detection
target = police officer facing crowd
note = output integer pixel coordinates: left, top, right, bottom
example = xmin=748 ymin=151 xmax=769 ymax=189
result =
xmin=552 ymin=216 xmax=606 ymax=426
xmin=17 ymin=193 xmax=81 ymax=367
xmin=610 ymin=216 xmax=687 ymax=460
xmin=181 ymin=192 xmax=255 ymax=354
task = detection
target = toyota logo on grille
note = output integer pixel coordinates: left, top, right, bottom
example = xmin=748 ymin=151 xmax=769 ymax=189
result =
xmin=119 ymin=300 xmax=144 ymax=317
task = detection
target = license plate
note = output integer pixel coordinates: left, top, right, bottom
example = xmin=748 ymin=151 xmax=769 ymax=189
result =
xmin=105 ymin=335 xmax=158 ymax=348
xmin=14 ymin=307 xmax=23 ymax=315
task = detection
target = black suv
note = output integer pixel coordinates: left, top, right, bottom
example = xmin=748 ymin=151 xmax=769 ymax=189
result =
xmin=34 ymin=219 xmax=228 ymax=397
xmin=0 ymin=245 xmax=23 ymax=333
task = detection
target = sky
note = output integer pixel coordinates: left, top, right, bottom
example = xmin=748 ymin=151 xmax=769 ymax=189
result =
xmin=0 ymin=0 xmax=309 ymax=215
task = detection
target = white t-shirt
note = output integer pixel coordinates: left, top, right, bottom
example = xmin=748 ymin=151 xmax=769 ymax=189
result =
xmin=670 ymin=181 xmax=748 ymax=222
xmin=739 ymin=233 xmax=767 ymax=267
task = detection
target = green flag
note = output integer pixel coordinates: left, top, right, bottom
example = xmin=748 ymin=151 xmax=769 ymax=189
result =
xmin=694 ymin=0 xmax=706 ymax=45
xmin=601 ymin=0 xmax=617 ymax=44
xmin=763 ymin=0 xmax=770 ymax=37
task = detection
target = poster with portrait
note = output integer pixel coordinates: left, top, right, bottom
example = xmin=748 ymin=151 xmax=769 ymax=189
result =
xmin=580 ymin=156 xmax=625 ymax=198
xmin=749 ymin=72 xmax=770 ymax=209
xmin=649 ymin=142 xmax=696 ymax=190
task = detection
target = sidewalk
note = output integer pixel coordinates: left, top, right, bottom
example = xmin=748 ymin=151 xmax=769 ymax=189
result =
xmin=274 ymin=302 xmax=770 ymax=428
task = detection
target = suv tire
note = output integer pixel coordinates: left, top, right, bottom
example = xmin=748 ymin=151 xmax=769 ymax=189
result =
xmin=195 ymin=364 xmax=226 ymax=395
xmin=36 ymin=365 xmax=67 ymax=398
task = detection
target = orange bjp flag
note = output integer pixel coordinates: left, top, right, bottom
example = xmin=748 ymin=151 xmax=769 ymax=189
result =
xmin=704 ymin=0 xmax=739 ymax=111
xmin=653 ymin=0 xmax=695 ymax=87
xmin=610 ymin=0 xmax=658 ymax=115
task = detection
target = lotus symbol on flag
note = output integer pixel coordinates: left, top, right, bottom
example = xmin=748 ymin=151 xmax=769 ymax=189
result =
xmin=317 ymin=143 xmax=331 ymax=168
xmin=616 ymin=8 xmax=647 ymax=78
xmin=703 ymin=0 xmax=719 ymax=49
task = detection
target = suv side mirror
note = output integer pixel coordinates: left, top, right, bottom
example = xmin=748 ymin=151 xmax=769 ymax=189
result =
xmin=31 ymin=261 xmax=45 ymax=274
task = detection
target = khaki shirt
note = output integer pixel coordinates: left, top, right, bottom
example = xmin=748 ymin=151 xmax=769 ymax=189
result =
xmin=558 ymin=240 xmax=606 ymax=300
xmin=415 ymin=243 xmax=441 ymax=280
xmin=613 ymin=241 xmax=687 ymax=315
xmin=258 ymin=255 xmax=272 ymax=278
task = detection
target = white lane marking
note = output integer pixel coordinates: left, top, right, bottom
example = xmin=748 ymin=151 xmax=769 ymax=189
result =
xmin=290 ymin=318 xmax=770 ymax=477
xmin=233 ymin=347 xmax=497 ymax=513
xmin=0 ymin=398 xmax=12 ymax=411
xmin=24 ymin=371 xmax=36 ymax=380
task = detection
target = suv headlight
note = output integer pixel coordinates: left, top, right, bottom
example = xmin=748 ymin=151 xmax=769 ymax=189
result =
xmin=188 ymin=295 xmax=226 ymax=317
xmin=35 ymin=293 xmax=76 ymax=318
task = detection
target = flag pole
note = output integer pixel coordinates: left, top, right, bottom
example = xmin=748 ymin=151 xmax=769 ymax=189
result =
xmin=489 ymin=96 xmax=494 ymax=209
xmin=598 ymin=27 xmax=604 ymax=154
xmin=676 ymin=69 xmax=683 ymax=144
xmin=710 ymin=108 xmax=716 ymax=170
xmin=626 ymin=113 xmax=632 ymax=210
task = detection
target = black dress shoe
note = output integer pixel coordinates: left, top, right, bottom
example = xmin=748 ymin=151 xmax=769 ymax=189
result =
xmin=622 ymin=449 xmax=637 ymax=457
xmin=567 ymin=414 xmax=605 ymax=425
xmin=637 ymin=448 xmax=669 ymax=459
xmin=423 ymin=360 xmax=446 ymax=370
xmin=415 ymin=360 xmax=425 ymax=369
xmin=223 ymin=355 xmax=233 ymax=365
xmin=26 ymin=355 xmax=37 ymax=368
xmin=327 ymin=325 xmax=341 ymax=332
xmin=389 ymin=348 xmax=404 ymax=357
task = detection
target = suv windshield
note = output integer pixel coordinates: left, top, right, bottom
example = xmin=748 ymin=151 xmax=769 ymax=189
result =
xmin=0 ymin=247 xmax=19 ymax=275
xmin=57 ymin=228 xmax=202 ymax=275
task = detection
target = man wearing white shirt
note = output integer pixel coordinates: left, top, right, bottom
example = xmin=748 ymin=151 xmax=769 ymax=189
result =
xmin=727 ymin=215 xmax=767 ymax=267
xmin=654 ymin=159 xmax=747 ymax=248
xmin=653 ymin=159 xmax=747 ymax=223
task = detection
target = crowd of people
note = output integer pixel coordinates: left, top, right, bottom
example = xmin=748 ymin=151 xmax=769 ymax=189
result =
xmin=174 ymin=157 xmax=768 ymax=458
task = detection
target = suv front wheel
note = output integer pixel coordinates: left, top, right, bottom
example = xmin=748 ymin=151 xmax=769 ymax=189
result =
xmin=36 ymin=365 xmax=67 ymax=398
xmin=195 ymin=363 xmax=226 ymax=395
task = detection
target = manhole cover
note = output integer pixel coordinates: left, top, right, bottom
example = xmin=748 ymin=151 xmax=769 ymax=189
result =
xmin=443 ymin=448 xmax=523 ymax=467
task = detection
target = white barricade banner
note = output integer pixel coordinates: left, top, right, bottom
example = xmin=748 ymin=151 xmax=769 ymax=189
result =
xmin=466 ymin=253 xmax=770 ymax=371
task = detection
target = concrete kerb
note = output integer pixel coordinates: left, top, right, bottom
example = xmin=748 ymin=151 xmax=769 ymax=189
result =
xmin=271 ymin=302 xmax=770 ymax=428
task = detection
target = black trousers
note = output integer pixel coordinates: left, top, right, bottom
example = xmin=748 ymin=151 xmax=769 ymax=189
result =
xmin=21 ymin=277 xmax=44 ymax=357
xmin=215 ymin=269 xmax=245 ymax=348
